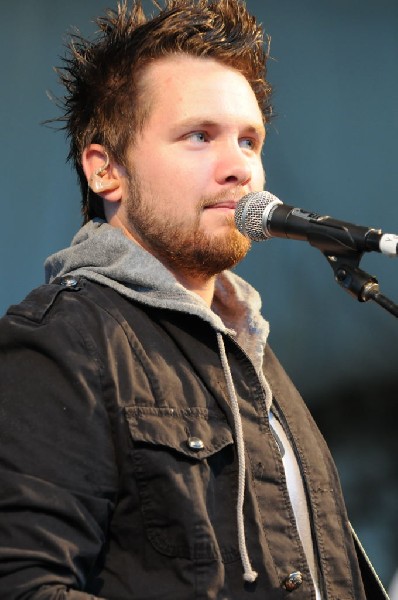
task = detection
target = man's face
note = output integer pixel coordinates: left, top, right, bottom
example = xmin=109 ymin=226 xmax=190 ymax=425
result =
xmin=122 ymin=54 xmax=266 ymax=279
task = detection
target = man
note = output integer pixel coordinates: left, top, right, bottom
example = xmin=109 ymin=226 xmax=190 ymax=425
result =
xmin=0 ymin=1 xmax=388 ymax=598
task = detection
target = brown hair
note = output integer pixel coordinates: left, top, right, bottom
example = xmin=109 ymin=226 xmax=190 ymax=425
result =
xmin=55 ymin=0 xmax=272 ymax=223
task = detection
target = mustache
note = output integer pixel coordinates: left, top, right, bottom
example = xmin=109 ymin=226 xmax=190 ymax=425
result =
xmin=199 ymin=188 xmax=248 ymax=210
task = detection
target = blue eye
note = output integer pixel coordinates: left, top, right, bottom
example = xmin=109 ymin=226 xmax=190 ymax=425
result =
xmin=239 ymin=138 xmax=255 ymax=149
xmin=188 ymin=132 xmax=208 ymax=143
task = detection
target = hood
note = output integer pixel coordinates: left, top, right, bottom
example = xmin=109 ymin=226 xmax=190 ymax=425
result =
xmin=45 ymin=219 xmax=270 ymax=371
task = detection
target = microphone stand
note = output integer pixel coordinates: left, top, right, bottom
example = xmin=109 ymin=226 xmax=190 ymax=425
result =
xmin=303 ymin=225 xmax=398 ymax=317
xmin=325 ymin=253 xmax=398 ymax=318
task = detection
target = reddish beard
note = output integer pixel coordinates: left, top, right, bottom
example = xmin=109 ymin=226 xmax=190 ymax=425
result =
xmin=125 ymin=175 xmax=251 ymax=279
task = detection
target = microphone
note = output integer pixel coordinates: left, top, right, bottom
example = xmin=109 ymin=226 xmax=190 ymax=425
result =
xmin=235 ymin=191 xmax=398 ymax=257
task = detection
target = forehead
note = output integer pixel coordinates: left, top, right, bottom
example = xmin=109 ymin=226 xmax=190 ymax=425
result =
xmin=139 ymin=54 xmax=264 ymax=130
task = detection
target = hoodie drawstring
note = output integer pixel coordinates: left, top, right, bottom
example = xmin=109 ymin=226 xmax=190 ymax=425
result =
xmin=216 ymin=332 xmax=258 ymax=583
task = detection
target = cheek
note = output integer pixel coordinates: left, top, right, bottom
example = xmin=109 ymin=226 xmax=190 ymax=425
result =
xmin=252 ymin=160 xmax=266 ymax=189
xmin=161 ymin=159 xmax=211 ymax=197
xmin=145 ymin=150 xmax=196 ymax=187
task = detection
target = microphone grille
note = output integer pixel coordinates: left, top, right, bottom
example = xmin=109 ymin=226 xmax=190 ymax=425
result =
xmin=235 ymin=191 xmax=281 ymax=241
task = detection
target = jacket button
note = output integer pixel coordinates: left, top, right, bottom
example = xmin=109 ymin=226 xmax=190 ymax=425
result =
xmin=283 ymin=571 xmax=303 ymax=591
xmin=187 ymin=437 xmax=204 ymax=450
xmin=61 ymin=276 xmax=78 ymax=288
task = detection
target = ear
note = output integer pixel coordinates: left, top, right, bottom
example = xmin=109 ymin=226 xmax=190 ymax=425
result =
xmin=82 ymin=144 xmax=125 ymax=202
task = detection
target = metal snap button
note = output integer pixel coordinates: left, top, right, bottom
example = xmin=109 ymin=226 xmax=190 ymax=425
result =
xmin=283 ymin=571 xmax=303 ymax=591
xmin=187 ymin=436 xmax=204 ymax=451
xmin=61 ymin=276 xmax=78 ymax=288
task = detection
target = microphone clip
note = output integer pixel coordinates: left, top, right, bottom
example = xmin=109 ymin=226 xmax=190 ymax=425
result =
xmin=325 ymin=252 xmax=398 ymax=317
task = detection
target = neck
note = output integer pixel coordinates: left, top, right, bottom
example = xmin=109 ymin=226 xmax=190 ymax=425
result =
xmin=172 ymin=271 xmax=216 ymax=307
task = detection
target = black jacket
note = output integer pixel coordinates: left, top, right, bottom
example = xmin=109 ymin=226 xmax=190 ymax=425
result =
xmin=0 ymin=277 xmax=387 ymax=599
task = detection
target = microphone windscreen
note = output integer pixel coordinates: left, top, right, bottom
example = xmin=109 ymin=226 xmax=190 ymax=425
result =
xmin=235 ymin=191 xmax=281 ymax=241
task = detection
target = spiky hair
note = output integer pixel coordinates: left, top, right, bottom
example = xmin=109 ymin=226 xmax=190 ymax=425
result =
xmin=54 ymin=0 xmax=272 ymax=222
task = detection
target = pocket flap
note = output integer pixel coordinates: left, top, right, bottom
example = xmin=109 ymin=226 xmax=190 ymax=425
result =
xmin=125 ymin=406 xmax=234 ymax=459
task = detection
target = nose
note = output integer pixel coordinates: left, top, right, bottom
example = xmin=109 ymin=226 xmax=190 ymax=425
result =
xmin=214 ymin=141 xmax=252 ymax=187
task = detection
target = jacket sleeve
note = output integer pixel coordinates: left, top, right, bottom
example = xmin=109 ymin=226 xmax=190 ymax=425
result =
xmin=0 ymin=290 xmax=118 ymax=599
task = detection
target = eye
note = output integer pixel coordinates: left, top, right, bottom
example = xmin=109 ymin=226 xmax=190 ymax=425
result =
xmin=186 ymin=131 xmax=209 ymax=144
xmin=239 ymin=137 xmax=256 ymax=150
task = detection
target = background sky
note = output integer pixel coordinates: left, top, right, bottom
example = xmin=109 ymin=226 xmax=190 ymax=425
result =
xmin=1 ymin=0 xmax=397 ymax=590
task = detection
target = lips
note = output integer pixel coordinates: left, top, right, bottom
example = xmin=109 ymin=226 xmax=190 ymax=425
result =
xmin=204 ymin=200 xmax=238 ymax=210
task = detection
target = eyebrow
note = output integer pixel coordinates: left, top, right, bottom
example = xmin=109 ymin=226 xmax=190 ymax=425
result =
xmin=172 ymin=118 xmax=266 ymax=139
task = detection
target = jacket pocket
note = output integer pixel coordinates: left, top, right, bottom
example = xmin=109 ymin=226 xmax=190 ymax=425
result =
xmin=125 ymin=406 xmax=240 ymax=562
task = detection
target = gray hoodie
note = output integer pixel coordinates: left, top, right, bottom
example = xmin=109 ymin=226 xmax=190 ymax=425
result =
xmin=45 ymin=219 xmax=270 ymax=399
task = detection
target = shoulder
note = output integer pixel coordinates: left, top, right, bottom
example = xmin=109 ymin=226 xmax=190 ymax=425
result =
xmin=3 ymin=275 xmax=133 ymax=327
xmin=4 ymin=276 xmax=83 ymax=324
xmin=0 ymin=276 xmax=149 ymax=364
xmin=0 ymin=277 xmax=126 ymax=353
